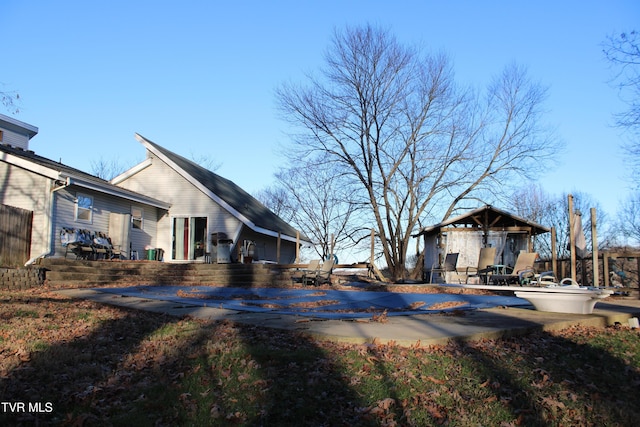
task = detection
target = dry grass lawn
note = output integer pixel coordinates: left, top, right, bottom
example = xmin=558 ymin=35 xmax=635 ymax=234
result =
xmin=1 ymin=285 xmax=639 ymax=426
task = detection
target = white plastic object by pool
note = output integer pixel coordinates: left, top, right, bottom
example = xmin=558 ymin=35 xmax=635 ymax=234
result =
xmin=443 ymin=278 xmax=614 ymax=314
xmin=514 ymin=279 xmax=613 ymax=314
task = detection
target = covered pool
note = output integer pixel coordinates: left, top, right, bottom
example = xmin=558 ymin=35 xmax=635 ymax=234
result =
xmin=95 ymin=285 xmax=530 ymax=319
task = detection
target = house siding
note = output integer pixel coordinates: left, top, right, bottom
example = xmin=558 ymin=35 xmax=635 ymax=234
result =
xmin=0 ymin=161 xmax=52 ymax=258
xmin=237 ymin=226 xmax=298 ymax=264
xmin=0 ymin=130 xmax=30 ymax=150
xmin=115 ymin=153 xmax=242 ymax=260
xmin=0 ymin=159 xmax=162 ymax=261
xmin=51 ymin=186 xmax=160 ymax=259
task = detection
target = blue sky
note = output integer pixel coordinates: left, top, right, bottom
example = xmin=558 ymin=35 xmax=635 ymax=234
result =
xmin=2 ymin=0 xmax=638 ymax=218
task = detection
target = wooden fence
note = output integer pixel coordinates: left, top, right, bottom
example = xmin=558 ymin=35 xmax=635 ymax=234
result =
xmin=536 ymin=251 xmax=640 ymax=289
xmin=0 ymin=204 xmax=33 ymax=267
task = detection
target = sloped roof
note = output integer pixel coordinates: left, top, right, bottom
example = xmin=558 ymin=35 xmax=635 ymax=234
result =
xmin=0 ymin=113 xmax=39 ymax=140
xmin=417 ymin=205 xmax=550 ymax=236
xmin=0 ymin=143 xmax=170 ymax=209
xmin=135 ymin=134 xmax=310 ymax=244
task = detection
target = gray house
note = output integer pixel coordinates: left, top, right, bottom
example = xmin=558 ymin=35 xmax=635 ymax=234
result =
xmin=0 ymin=114 xmax=309 ymax=265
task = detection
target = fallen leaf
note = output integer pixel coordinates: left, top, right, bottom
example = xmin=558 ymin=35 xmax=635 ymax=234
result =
xmin=426 ymin=375 xmax=446 ymax=384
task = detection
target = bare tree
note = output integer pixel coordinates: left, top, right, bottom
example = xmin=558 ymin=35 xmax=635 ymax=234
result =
xmin=1 ymin=83 xmax=21 ymax=114
xmin=259 ymin=159 xmax=367 ymax=261
xmin=615 ymin=191 xmax=640 ymax=246
xmin=512 ymin=185 xmax=611 ymax=259
xmin=188 ymin=151 xmax=222 ymax=172
xmin=91 ymin=152 xmax=220 ymax=181
xmin=603 ymin=30 xmax=640 ymax=180
xmin=277 ymin=25 xmax=558 ymax=280
xmin=254 ymin=185 xmax=294 ymax=221
xmin=90 ymin=157 xmax=129 ymax=180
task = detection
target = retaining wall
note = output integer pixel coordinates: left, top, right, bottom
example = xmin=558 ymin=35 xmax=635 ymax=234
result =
xmin=0 ymin=267 xmax=46 ymax=290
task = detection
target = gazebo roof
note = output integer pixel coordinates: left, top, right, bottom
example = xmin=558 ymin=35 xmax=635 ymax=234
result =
xmin=417 ymin=205 xmax=550 ymax=236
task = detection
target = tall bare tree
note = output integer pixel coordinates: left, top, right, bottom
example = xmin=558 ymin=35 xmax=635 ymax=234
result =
xmin=603 ymin=30 xmax=640 ymax=181
xmin=615 ymin=191 xmax=640 ymax=246
xmin=254 ymin=185 xmax=294 ymax=221
xmin=90 ymin=158 xmax=129 ymax=180
xmin=91 ymin=152 xmax=220 ymax=181
xmin=512 ymin=185 xmax=611 ymax=259
xmin=1 ymin=83 xmax=20 ymax=114
xmin=259 ymin=159 xmax=367 ymax=261
xmin=277 ymin=25 xmax=558 ymax=279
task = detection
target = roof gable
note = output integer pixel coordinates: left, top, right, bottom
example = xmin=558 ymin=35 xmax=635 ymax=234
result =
xmin=135 ymin=134 xmax=309 ymax=243
xmin=418 ymin=205 xmax=550 ymax=236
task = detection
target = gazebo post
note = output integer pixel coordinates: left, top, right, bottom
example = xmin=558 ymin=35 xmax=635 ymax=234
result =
xmin=591 ymin=208 xmax=599 ymax=287
xmin=482 ymin=209 xmax=489 ymax=247
xmin=568 ymin=194 xmax=577 ymax=282
xmin=277 ymin=232 xmax=281 ymax=264
xmin=551 ymin=227 xmax=558 ymax=280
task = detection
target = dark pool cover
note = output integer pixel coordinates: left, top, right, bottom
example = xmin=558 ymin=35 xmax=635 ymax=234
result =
xmin=95 ymin=285 xmax=529 ymax=319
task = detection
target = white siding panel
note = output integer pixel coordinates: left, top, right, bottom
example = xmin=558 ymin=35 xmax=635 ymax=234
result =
xmin=0 ymin=130 xmax=30 ymax=149
xmin=118 ymin=154 xmax=226 ymax=214
xmin=51 ymin=186 xmax=161 ymax=259
xmin=129 ymin=204 xmax=159 ymax=259
xmin=117 ymin=154 xmax=242 ymax=260
xmin=238 ymin=227 xmax=297 ymax=264
xmin=0 ymin=162 xmax=51 ymax=257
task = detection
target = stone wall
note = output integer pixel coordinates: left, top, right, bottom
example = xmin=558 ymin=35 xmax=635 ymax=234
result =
xmin=0 ymin=267 xmax=46 ymax=290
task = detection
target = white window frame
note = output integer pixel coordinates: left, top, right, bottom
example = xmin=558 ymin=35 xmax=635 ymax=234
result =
xmin=131 ymin=206 xmax=144 ymax=230
xmin=75 ymin=193 xmax=93 ymax=223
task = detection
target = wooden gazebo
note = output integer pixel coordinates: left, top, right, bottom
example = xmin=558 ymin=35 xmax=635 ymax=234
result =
xmin=417 ymin=205 xmax=549 ymax=282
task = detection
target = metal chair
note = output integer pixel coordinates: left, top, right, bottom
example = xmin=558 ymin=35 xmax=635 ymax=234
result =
xmin=429 ymin=253 xmax=459 ymax=284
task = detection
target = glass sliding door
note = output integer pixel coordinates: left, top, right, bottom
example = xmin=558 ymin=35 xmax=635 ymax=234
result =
xmin=192 ymin=217 xmax=207 ymax=260
xmin=172 ymin=218 xmax=188 ymax=260
xmin=172 ymin=217 xmax=207 ymax=261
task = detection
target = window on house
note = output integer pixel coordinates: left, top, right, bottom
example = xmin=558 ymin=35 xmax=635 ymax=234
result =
xmin=131 ymin=207 xmax=144 ymax=230
xmin=0 ymin=130 xmax=4 ymax=142
xmin=75 ymin=194 xmax=93 ymax=223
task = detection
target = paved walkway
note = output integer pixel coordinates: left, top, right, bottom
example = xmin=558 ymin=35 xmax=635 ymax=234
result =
xmin=57 ymin=288 xmax=640 ymax=347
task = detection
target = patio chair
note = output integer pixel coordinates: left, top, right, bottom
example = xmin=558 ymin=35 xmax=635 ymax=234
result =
xmin=92 ymin=232 xmax=113 ymax=260
xmin=61 ymin=228 xmax=95 ymax=259
xmin=304 ymin=259 xmax=322 ymax=274
xmin=429 ymin=253 xmax=459 ymax=284
xmin=464 ymin=247 xmax=497 ymax=284
xmin=488 ymin=252 xmax=538 ymax=285
xmin=302 ymin=259 xmax=335 ymax=286
xmin=292 ymin=259 xmax=321 ymax=284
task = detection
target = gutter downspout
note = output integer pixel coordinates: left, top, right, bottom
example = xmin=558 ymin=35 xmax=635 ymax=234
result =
xmin=24 ymin=177 xmax=69 ymax=266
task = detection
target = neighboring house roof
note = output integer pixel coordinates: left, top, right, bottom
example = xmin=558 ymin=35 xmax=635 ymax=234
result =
xmin=0 ymin=113 xmax=39 ymax=140
xmin=0 ymin=143 xmax=171 ymax=209
xmin=130 ymin=134 xmax=311 ymax=244
xmin=417 ymin=205 xmax=550 ymax=236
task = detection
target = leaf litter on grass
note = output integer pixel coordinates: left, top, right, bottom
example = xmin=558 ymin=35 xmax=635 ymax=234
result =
xmin=1 ymin=286 xmax=640 ymax=426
